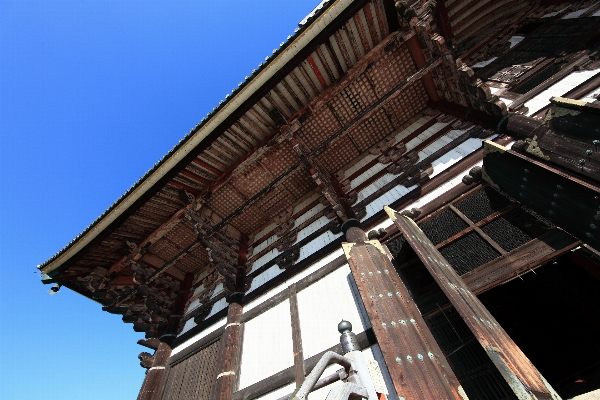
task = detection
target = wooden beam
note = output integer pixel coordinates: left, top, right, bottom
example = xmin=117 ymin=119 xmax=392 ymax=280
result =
xmin=342 ymin=228 xmax=464 ymax=399
xmin=419 ymin=228 xmax=580 ymax=317
xmin=388 ymin=209 xmax=561 ymax=398
xmin=448 ymin=204 xmax=508 ymax=255
xmin=404 ymin=34 xmax=440 ymax=102
xmin=435 ymin=0 xmax=454 ymax=40
xmin=288 ymin=283 xmax=305 ymax=387
xmin=137 ymin=341 xmax=172 ymax=400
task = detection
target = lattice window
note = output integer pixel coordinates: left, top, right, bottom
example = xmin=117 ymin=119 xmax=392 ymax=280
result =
xmin=454 ymin=186 xmax=513 ymax=223
xmin=161 ymin=339 xmax=221 ymax=400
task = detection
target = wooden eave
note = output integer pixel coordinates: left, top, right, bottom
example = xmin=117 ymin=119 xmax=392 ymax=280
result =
xmin=39 ymin=0 xmax=377 ymax=277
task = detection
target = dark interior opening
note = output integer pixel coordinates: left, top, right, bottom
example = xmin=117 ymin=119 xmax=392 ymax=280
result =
xmin=478 ymin=252 xmax=600 ymax=399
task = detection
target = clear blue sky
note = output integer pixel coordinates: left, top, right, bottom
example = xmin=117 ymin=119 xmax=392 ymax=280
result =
xmin=0 ymin=1 xmax=318 ymax=398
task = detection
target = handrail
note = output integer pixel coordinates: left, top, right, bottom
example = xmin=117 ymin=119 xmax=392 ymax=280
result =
xmin=287 ymin=351 xmax=355 ymax=400
xmin=275 ymin=369 xmax=347 ymax=400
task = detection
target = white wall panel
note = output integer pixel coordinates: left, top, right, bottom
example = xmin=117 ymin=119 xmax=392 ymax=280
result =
xmin=255 ymin=382 xmax=296 ymax=400
xmin=297 ymin=265 xmax=371 ymax=359
xmin=296 ymin=215 xmax=330 ymax=242
xmin=364 ymin=184 xmax=415 ymax=220
xmin=248 ymin=264 xmax=284 ymax=293
xmin=344 ymin=153 xmax=377 ymax=178
xmin=297 ymin=230 xmax=342 ymax=262
xmin=294 ymin=203 xmax=326 ymax=227
xmin=417 ymin=129 xmax=467 ymax=161
xmin=429 ymin=136 xmax=495 ymax=178
xmin=350 ymin=162 xmax=386 ymax=189
xmin=253 ymin=234 xmax=279 ymax=256
xmin=207 ymin=296 xmax=228 ymax=318
xmin=405 ymin=122 xmax=449 ymax=151
xmin=525 ymin=69 xmax=600 ymax=115
xmin=244 ymin=248 xmax=345 ymax=313
xmin=251 ymin=248 xmax=280 ymax=274
xmin=393 ymin=116 xmax=431 ymax=143
xmin=239 ymin=299 xmax=295 ymax=389
xmin=172 ymin=318 xmax=226 ymax=354
xmin=357 ymin=172 xmax=397 ymax=203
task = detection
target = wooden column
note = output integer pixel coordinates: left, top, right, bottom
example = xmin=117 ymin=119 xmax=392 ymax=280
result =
xmin=288 ymin=283 xmax=305 ymax=387
xmin=341 ymin=219 xmax=465 ymax=400
xmin=137 ymin=341 xmax=172 ymax=400
xmin=210 ymin=297 xmax=244 ymax=400
xmin=210 ymin=233 xmax=249 ymax=400
xmin=386 ymin=208 xmax=561 ymax=399
xmin=404 ymin=34 xmax=440 ymax=102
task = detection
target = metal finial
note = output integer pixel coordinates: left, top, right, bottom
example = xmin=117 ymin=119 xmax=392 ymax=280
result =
xmin=338 ymin=320 xmax=352 ymax=333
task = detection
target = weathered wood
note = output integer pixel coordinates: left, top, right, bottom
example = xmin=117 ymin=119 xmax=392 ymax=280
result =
xmin=210 ymin=302 xmax=244 ymax=400
xmin=137 ymin=341 xmax=172 ymax=400
xmin=448 ymin=204 xmax=508 ymax=255
xmin=483 ymin=140 xmax=600 ymax=251
xmin=342 ymin=230 xmax=464 ymax=399
xmin=419 ymin=228 xmax=580 ymax=317
xmin=461 ymin=228 xmax=579 ymax=294
xmin=168 ymin=327 xmax=224 ymax=367
xmin=388 ymin=208 xmax=561 ymax=399
xmin=288 ymin=283 xmax=306 ymax=387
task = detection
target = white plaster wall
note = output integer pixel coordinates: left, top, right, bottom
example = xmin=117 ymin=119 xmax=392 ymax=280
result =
xmin=172 ymin=317 xmax=226 ymax=355
xmin=405 ymin=122 xmax=450 ymax=151
xmin=255 ymin=382 xmax=296 ymax=400
xmin=207 ymin=296 xmax=228 ymax=319
xmin=297 ymin=230 xmax=342 ymax=262
xmin=524 ymin=69 xmax=600 ymax=115
xmin=244 ymin=248 xmax=345 ymax=312
xmin=297 ymin=264 xmax=371 ymax=360
xmin=239 ymin=299 xmax=295 ymax=389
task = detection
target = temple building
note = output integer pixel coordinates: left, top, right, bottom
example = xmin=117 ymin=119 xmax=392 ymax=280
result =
xmin=39 ymin=0 xmax=600 ymax=399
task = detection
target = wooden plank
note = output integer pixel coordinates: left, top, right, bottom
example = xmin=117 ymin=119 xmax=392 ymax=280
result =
xmin=288 ymin=283 xmax=306 ymax=387
xmin=482 ymin=141 xmax=600 ymax=251
xmin=419 ymin=228 xmax=580 ymax=317
xmin=387 ymin=208 xmax=560 ymax=399
xmin=448 ymin=204 xmax=508 ymax=255
xmin=342 ymin=234 xmax=464 ymax=399
xmin=461 ymin=228 xmax=579 ymax=294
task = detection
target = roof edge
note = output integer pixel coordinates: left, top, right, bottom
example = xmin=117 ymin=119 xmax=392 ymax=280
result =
xmin=40 ymin=0 xmax=354 ymax=275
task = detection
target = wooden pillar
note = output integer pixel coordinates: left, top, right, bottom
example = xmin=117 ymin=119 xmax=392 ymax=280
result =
xmin=405 ymin=34 xmax=440 ymax=102
xmin=210 ymin=296 xmax=244 ymax=400
xmin=341 ymin=219 xmax=465 ymax=399
xmin=386 ymin=207 xmax=561 ymax=399
xmin=137 ymin=341 xmax=172 ymax=400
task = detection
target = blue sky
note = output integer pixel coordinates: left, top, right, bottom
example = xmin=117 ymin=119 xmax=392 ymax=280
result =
xmin=0 ymin=1 xmax=318 ymax=398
